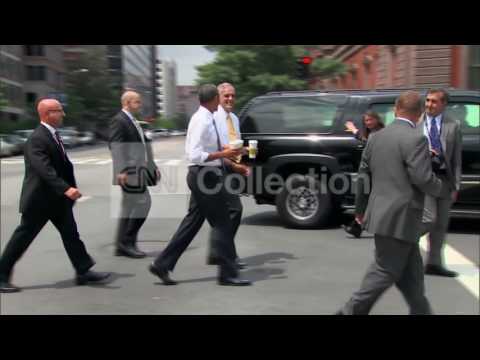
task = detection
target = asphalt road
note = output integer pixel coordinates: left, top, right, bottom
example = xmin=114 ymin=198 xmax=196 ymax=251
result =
xmin=1 ymin=137 xmax=478 ymax=314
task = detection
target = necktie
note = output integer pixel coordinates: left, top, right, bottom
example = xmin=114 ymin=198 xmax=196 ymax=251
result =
xmin=226 ymin=114 xmax=241 ymax=164
xmin=54 ymin=131 xmax=67 ymax=160
xmin=429 ymin=117 xmax=443 ymax=154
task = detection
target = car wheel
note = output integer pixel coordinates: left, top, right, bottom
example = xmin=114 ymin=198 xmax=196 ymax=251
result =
xmin=276 ymin=174 xmax=332 ymax=229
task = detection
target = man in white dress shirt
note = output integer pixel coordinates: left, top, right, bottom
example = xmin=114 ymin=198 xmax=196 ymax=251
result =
xmin=207 ymin=83 xmax=250 ymax=270
xmin=149 ymin=84 xmax=252 ymax=286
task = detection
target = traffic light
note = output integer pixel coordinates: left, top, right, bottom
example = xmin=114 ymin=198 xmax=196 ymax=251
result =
xmin=296 ymin=56 xmax=312 ymax=79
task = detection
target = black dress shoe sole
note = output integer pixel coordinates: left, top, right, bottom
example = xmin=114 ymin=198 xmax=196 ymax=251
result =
xmin=218 ymin=279 xmax=252 ymax=286
xmin=0 ymin=287 xmax=21 ymax=293
xmin=148 ymin=265 xmax=177 ymax=285
xmin=76 ymin=273 xmax=111 ymax=286
xmin=425 ymin=269 xmax=458 ymax=277
xmin=114 ymin=249 xmax=146 ymax=259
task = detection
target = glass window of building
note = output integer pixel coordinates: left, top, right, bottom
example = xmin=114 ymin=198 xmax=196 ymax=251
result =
xmin=469 ymin=45 xmax=480 ymax=89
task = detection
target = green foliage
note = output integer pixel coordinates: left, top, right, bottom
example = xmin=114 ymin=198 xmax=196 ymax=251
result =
xmin=196 ymin=45 xmax=347 ymax=111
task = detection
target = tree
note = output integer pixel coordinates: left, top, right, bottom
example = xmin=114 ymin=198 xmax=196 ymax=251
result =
xmin=196 ymin=46 xmax=346 ymax=111
xmin=64 ymin=49 xmax=121 ymax=133
xmin=196 ymin=46 xmax=307 ymax=111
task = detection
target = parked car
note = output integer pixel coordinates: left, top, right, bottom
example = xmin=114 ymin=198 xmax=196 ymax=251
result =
xmin=0 ymin=134 xmax=24 ymax=155
xmin=170 ymin=129 xmax=187 ymax=136
xmin=0 ymin=138 xmax=17 ymax=157
xmin=57 ymin=129 xmax=80 ymax=148
xmin=152 ymin=128 xmax=171 ymax=138
xmin=77 ymin=131 xmax=96 ymax=146
xmin=239 ymin=89 xmax=480 ymax=228
xmin=13 ymin=129 xmax=35 ymax=144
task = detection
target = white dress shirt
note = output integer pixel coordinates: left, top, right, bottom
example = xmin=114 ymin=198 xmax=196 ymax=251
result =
xmin=396 ymin=117 xmax=416 ymax=128
xmin=423 ymin=113 xmax=444 ymax=150
xmin=213 ymin=105 xmax=241 ymax=147
xmin=41 ymin=122 xmax=66 ymax=154
xmin=186 ymin=106 xmax=222 ymax=167
xmin=122 ymin=109 xmax=148 ymax=159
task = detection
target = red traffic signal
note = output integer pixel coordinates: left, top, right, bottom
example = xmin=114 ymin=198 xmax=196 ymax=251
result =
xmin=301 ymin=56 xmax=313 ymax=65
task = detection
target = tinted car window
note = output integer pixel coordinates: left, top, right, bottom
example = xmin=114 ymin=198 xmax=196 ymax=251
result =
xmin=242 ymin=95 xmax=347 ymax=134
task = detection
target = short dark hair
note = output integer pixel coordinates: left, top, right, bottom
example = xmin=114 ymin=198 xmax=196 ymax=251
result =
xmin=198 ymin=84 xmax=218 ymax=104
xmin=427 ymin=88 xmax=450 ymax=104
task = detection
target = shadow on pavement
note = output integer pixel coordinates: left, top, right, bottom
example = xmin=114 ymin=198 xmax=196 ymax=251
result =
xmin=160 ymin=252 xmax=297 ymax=285
xmin=20 ymin=272 xmax=135 ymax=291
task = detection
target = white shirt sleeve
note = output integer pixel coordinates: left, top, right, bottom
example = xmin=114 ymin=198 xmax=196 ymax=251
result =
xmin=186 ymin=114 xmax=210 ymax=164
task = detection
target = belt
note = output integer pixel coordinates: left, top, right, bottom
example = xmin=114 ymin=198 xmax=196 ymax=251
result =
xmin=189 ymin=165 xmax=223 ymax=169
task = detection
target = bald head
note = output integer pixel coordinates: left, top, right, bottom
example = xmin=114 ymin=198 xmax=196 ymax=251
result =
xmin=394 ymin=91 xmax=423 ymax=123
xmin=121 ymin=91 xmax=142 ymax=114
xmin=37 ymin=99 xmax=65 ymax=127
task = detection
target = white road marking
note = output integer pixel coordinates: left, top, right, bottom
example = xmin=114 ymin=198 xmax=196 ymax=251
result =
xmin=1 ymin=159 xmax=24 ymax=164
xmin=420 ymin=235 xmax=479 ymax=299
xmin=72 ymin=158 xmax=100 ymax=164
xmin=94 ymin=159 xmax=112 ymax=165
xmin=163 ymin=159 xmax=182 ymax=166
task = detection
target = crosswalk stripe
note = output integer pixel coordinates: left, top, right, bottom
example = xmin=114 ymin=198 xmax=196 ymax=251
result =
xmin=420 ymin=235 xmax=479 ymax=299
xmin=162 ymin=159 xmax=182 ymax=166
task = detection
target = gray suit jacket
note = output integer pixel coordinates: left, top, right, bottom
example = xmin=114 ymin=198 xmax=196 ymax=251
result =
xmin=356 ymin=119 xmax=444 ymax=243
xmin=418 ymin=113 xmax=462 ymax=194
xmin=109 ymin=111 xmax=158 ymax=187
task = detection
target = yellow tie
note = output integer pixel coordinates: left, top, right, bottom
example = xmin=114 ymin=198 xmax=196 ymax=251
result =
xmin=226 ymin=114 xmax=238 ymax=142
xmin=226 ymin=114 xmax=241 ymax=163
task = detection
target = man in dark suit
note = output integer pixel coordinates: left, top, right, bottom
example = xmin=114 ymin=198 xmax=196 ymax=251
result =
xmin=109 ymin=91 xmax=160 ymax=258
xmin=0 ymin=99 xmax=110 ymax=293
xmin=419 ymin=89 xmax=462 ymax=277
xmin=336 ymin=91 xmax=445 ymax=315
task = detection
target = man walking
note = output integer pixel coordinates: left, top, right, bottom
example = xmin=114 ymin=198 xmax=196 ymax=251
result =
xmin=109 ymin=91 xmax=160 ymax=258
xmin=336 ymin=91 xmax=445 ymax=315
xmin=0 ymin=99 xmax=110 ymax=293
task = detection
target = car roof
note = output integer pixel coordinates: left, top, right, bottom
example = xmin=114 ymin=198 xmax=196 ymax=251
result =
xmin=261 ymin=88 xmax=480 ymax=99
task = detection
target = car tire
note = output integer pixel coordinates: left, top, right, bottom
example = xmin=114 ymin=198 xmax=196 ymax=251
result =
xmin=276 ymin=174 xmax=332 ymax=229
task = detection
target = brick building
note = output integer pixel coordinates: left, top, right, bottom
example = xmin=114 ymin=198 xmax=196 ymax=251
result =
xmin=315 ymin=45 xmax=480 ymax=90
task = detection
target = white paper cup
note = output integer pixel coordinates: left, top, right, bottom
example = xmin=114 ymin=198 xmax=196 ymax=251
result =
xmin=229 ymin=139 xmax=244 ymax=149
xmin=248 ymin=140 xmax=258 ymax=159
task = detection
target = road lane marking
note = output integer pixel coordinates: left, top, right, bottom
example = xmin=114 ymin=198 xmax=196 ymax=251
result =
xmin=94 ymin=159 xmax=112 ymax=165
xmin=163 ymin=159 xmax=182 ymax=166
xmin=72 ymin=158 xmax=100 ymax=164
xmin=420 ymin=235 xmax=479 ymax=299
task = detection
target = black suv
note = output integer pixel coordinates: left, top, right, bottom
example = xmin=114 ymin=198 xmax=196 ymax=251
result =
xmin=239 ymin=89 xmax=480 ymax=228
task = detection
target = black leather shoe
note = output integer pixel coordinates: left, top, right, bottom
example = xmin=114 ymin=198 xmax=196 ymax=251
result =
xmin=236 ymin=259 xmax=248 ymax=270
xmin=149 ymin=263 xmax=177 ymax=285
xmin=208 ymin=257 xmax=247 ymax=270
xmin=76 ymin=271 xmax=111 ymax=285
xmin=425 ymin=264 xmax=458 ymax=277
xmin=218 ymin=277 xmax=252 ymax=286
xmin=115 ymin=245 xmax=146 ymax=259
xmin=342 ymin=221 xmax=362 ymax=238
xmin=0 ymin=281 xmax=21 ymax=293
